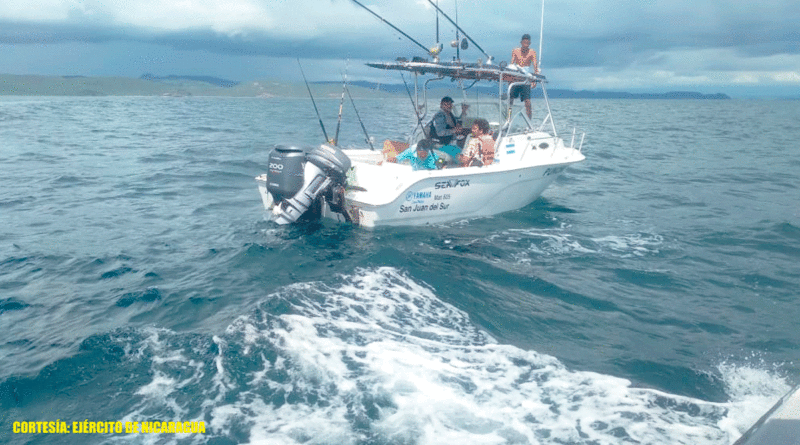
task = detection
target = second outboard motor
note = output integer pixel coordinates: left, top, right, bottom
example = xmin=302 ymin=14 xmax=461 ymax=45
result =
xmin=267 ymin=144 xmax=351 ymax=225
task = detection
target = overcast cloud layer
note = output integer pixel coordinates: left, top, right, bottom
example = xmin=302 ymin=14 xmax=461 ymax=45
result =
xmin=1 ymin=0 xmax=798 ymax=96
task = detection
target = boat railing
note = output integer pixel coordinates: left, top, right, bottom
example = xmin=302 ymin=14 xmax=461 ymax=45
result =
xmin=569 ymin=127 xmax=586 ymax=153
xmin=497 ymin=79 xmax=557 ymax=138
xmin=402 ymin=68 xmax=584 ymax=159
xmin=539 ymin=79 xmax=558 ymax=136
xmin=495 ymin=76 xmax=587 ymax=157
xmin=421 ymin=76 xmax=444 ymax=121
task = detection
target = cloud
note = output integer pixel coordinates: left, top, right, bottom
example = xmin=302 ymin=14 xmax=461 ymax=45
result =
xmin=1 ymin=0 xmax=274 ymax=33
xmin=0 ymin=0 xmax=798 ymax=93
xmin=4 ymin=1 xmax=799 ymax=60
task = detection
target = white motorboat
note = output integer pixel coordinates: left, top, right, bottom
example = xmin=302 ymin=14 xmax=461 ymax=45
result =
xmin=733 ymin=384 xmax=800 ymax=445
xmin=256 ymin=5 xmax=585 ymax=228
xmin=256 ymin=63 xmax=585 ymax=227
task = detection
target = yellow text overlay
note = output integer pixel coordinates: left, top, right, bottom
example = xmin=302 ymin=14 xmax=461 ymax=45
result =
xmin=12 ymin=420 xmax=205 ymax=434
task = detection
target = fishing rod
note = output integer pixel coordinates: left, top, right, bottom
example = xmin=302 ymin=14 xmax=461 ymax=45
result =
xmin=350 ymin=0 xmax=433 ymax=57
xmin=343 ymin=78 xmax=375 ymax=150
xmin=401 ymin=72 xmax=426 ymax=137
xmin=454 ymin=0 xmax=459 ymax=60
xmin=333 ymin=62 xmax=349 ymax=146
xmin=296 ymin=58 xmax=331 ymax=144
xmin=425 ymin=0 xmax=492 ymax=63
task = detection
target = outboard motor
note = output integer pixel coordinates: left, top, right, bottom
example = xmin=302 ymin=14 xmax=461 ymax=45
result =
xmin=266 ymin=144 xmax=351 ymax=224
xmin=267 ymin=145 xmax=306 ymax=202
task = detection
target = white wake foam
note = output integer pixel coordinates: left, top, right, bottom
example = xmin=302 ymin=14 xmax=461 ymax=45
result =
xmin=117 ymin=267 xmax=788 ymax=445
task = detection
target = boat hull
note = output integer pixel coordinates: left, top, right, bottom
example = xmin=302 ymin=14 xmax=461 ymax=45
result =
xmin=734 ymin=385 xmax=800 ymax=445
xmin=329 ymin=161 xmax=576 ymax=227
xmin=257 ymin=133 xmax=585 ymax=227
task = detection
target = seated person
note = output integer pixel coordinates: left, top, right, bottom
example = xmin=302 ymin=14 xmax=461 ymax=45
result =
xmin=386 ymin=140 xmax=438 ymax=170
xmin=426 ymin=96 xmax=470 ymax=147
xmin=458 ymin=118 xmax=495 ymax=167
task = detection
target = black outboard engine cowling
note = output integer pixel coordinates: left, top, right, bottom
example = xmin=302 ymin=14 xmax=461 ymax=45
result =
xmin=266 ymin=145 xmax=306 ymax=202
xmin=307 ymin=145 xmax=351 ymax=183
xmin=266 ymin=144 xmax=352 ymax=225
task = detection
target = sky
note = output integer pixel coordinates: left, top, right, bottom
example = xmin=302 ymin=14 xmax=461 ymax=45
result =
xmin=1 ymin=0 xmax=798 ymax=97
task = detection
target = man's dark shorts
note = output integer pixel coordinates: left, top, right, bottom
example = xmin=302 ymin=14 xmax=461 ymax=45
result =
xmin=510 ymin=84 xmax=531 ymax=101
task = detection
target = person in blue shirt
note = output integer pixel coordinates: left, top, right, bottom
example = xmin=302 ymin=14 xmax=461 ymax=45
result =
xmin=388 ymin=141 xmax=438 ymax=170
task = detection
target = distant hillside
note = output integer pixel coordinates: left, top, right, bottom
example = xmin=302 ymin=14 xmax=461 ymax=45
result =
xmin=550 ymin=90 xmax=730 ymax=100
xmin=0 ymin=74 xmax=393 ymax=98
xmin=139 ymin=74 xmax=240 ymax=88
xmin=316 ymin=81 xmax=731 ymax=100
xmin=0 ymin=74 xmax=729 ymax=99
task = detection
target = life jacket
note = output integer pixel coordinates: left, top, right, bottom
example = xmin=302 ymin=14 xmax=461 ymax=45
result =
xmin=463 ymin=134 xmax=496 ymax=167
xmin=426 ymin=110 xmax=457 ymax=143
xmin=479 ymin=134 xmax=495 ymax=165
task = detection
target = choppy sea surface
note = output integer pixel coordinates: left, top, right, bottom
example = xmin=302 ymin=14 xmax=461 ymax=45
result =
xmin=1 ymin=95 xmax=799 ymax=445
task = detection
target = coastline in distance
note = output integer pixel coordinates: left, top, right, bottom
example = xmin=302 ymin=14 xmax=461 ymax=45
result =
xmin=0 ymin=73 xmax=732 ymax=99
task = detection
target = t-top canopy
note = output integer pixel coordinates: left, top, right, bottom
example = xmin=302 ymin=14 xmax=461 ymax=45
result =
xmin=366 ymin=59 xmax=545 ymax=84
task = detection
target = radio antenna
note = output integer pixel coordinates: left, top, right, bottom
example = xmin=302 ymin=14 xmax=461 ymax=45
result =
xmin=538 ymin=0 xmax=545 ymax=69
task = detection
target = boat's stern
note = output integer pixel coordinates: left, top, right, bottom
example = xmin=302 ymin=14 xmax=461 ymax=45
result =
xmin=254 ymin=144 xmax=352 ymax=224
xmin=255 ymin=174 xmax=275 ymax=211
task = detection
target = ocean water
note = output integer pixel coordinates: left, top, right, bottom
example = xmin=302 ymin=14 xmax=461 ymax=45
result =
xmin=1 ymin=95 xmax=799 ymax=445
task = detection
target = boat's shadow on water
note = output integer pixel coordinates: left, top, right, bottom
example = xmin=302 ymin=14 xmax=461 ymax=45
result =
xmin=514 ymin=197 xmax=579 ymax=220
xmin=251 ymin=217 xmax=388 ymax=274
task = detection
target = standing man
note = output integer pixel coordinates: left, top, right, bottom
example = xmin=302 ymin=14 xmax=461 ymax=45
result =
xmin=510 ymin=33 xmax=539 ymax=119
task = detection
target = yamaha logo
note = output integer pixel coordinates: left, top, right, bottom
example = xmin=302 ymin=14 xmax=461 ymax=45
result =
xmin=405 ymin=191 xmax=432 ymax=201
